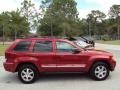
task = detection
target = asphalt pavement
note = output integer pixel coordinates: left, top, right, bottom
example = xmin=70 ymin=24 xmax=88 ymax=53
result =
xmin=0 ymin=44 xmax=120 ymax=90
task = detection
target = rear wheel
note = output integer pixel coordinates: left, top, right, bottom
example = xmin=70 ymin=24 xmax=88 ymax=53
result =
xmin=18 ymin=64 xmax=39 ymax=84
xmin=89 ymin=62 xmax=110 ymax=80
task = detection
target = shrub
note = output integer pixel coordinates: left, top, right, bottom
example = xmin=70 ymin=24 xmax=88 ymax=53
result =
xmin=101 ymin=35 xmax=110 ymax=41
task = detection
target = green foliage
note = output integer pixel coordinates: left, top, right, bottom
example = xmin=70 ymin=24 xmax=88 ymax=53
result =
xmin=0 ymin=11 xmax=29 ymax=40
xmin=86 ymin=10 xmax=106 ymax=36
xmin=0 ymin=0 xmax=120 ymax=41
xmin=101 ymin=35 xmax=110 ymax=41
xmin=109 ymin=5 xmax=120 ymax=39
xmin=38 ymin=0 xmax=79 ymax=37
xmin=109 ymin=5 xmax=120 ymax=18
xmin=20 ymin=0 xmax=41 ymax=32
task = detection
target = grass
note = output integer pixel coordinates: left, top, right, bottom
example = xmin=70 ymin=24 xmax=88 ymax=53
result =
xmin=0 ymin=44 xmax=9 ymax=56
xmin=96 ymin=40 xmax=120 ymax=45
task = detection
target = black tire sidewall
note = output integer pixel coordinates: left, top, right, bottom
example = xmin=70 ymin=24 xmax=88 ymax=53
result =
xmin=90 ymin=62 xmax=110 ymax=81
xmin=18 ymin=65 xmax=38 ymax=84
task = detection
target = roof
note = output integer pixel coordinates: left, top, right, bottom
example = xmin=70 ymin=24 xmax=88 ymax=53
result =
xmin=16 ymin=37 xmax=68 ymax=41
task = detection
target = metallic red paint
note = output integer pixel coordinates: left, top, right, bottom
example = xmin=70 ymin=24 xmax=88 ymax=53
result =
xmin=3 ymin=38 xmax=116 ymax=73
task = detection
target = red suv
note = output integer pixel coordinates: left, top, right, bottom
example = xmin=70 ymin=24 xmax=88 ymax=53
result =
xmin=3 ymin=38 xmax=116 ymax=83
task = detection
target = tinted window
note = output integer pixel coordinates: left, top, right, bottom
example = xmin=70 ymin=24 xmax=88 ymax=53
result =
xmin=14 ymin=41 xmax=31 ymax=51
xmin=33 ymin=41 xmax=53 ymax=52
xmin=56 ymin=41 xmax=76 ymax=52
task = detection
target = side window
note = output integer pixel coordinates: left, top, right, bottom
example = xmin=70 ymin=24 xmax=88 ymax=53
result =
xmin=56 ymin=41 xmax=76 ymax=52
xmin=14 ymin=41 xmax=31 ymax=52
xmin=33 ymin=41 xmax=53 ymax=52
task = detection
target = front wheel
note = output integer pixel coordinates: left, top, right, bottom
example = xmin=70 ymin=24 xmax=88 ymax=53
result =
xmin=18 ymin=65 xmax=38 ymax=84
xmin=89 ymin=62 xmax=110 ymax=81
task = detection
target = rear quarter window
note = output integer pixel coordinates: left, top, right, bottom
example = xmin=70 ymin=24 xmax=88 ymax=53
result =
xmin=14 ymin=41 xmax=31 ymax=52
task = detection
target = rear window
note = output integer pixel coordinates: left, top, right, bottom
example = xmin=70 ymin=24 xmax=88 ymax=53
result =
xmin=33 ymin=41 xmax=53 ymax=52
xmin=14 ymin=41 xmax=31 ymax=52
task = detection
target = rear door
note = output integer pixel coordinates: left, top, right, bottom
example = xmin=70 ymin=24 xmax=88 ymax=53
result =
xmin=31 ymin=39 xmax=57 ymax=72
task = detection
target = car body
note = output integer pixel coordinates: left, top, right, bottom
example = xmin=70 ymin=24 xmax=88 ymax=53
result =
xmin=3 ymin=37 xmax=116 ymax=83
xmin=68 ymin=36 xmax=95 ymax=47
xmin=73 ymin=40 xmax=94 ymax=49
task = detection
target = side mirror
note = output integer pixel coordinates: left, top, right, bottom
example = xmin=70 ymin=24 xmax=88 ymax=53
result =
xmin=72 ymin=49 xmax=81 ymax=54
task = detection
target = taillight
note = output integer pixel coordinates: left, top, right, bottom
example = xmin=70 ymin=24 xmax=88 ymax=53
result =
xmin=5 ymin=51 xmax=13 ymax=62
xmin=5 ymin=51 xmax=9 ymax=60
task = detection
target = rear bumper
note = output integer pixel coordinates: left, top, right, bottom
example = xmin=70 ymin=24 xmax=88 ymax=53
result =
xmin=3 ymin=62 xmax=16 ymax=72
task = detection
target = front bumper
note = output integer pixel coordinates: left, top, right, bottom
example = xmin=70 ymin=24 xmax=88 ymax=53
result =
xmin=110 ymin=59 xmax=116 ymax=71
xmin=3 ymin=62 xmax=16 ymax=72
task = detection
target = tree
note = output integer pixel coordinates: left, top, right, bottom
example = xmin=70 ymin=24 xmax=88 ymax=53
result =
xmin=0 ymin=11 xmax=29 ymax=40
xmin=9 ymin=11 xmax=29 ymax=39
xmin=103 ymin=18 xmax=117 ymax=39
xmin=109 ymin=5 xmax=120 ymax=39
xmin=20 ymin=0 xmax=41 ymax=32
xmin=87 ymin=14 xmax=94 ymax=36
xmin=0 ymin=12 xmax=10 ymax=44
xmin=87 ymin=10 xmax=106 ymax=35
xmin=38 ymin=0 xmax=79 ymax=37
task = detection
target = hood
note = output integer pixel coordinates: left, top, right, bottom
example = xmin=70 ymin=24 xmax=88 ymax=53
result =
xmin=85 ymin=49 xmax=113 ymax=56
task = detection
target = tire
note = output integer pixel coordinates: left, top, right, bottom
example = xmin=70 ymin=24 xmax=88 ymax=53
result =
xmin=18 ymin=64 xmax=39 ymax=84
xmin=89 ymin=62 xmax=110 ymax=81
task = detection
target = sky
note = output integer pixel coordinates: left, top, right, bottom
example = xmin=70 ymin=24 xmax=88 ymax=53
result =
xmin=0 ymin=0 xmax=120 ymax=18
xmin=76 ymin=0 xmax=120 ymax=18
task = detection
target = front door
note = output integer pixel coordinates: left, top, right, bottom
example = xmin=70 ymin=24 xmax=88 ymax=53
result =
xmin=55 ymin=41 xmax=86 ymax=72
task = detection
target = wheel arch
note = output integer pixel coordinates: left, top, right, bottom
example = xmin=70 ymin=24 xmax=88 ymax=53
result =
xmin=88 ymin=59 xmax=112 ymax=72
xmin=15 ymin=62 xmax=39 ymax=72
